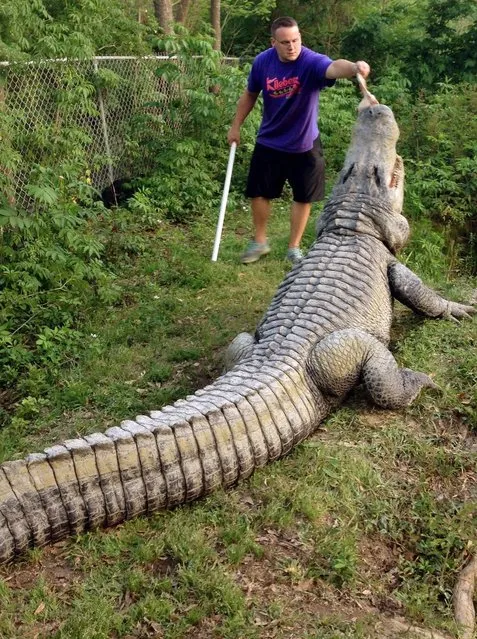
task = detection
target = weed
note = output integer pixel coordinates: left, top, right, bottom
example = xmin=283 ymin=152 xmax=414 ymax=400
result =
xmin=0 ymin=204 xmax=474 ymax=637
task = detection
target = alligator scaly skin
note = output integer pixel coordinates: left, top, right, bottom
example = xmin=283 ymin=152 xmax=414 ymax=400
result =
xmin=0 ymin=102 xmax=474 ymax=563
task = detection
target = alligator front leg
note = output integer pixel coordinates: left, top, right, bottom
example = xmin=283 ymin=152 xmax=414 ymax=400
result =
xmin=307 ymin=329 xmax=437 ymax=410
xmin=389 ymin=262 xmax=476 ymax=320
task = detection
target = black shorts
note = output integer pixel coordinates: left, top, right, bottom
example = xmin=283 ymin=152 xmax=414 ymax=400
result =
xmin=245 ymin=137 xmax=325 ymax=203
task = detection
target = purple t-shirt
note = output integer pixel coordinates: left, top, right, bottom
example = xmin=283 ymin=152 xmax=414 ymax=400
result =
xmin=247 ymin=46 xmax=335 ymax=153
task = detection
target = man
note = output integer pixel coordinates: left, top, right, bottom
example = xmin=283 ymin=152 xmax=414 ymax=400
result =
xmin=227 ymin=16 xmax=371 ymax=265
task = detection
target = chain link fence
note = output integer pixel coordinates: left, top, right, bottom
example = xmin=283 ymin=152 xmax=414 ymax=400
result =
xmin=0 ymin=55 xmax=239 ymax=209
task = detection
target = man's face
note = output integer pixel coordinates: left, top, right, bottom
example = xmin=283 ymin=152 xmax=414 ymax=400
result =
xmin=272 ymin=26 xmax=302 ymax=62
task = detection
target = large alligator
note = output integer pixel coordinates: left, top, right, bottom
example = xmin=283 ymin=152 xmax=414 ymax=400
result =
xmin=0 ymin=97 xmax=474 ymax=565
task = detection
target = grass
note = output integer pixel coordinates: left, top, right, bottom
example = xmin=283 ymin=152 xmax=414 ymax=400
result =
xmin=0 ymin=199 xmax=476 ymax=638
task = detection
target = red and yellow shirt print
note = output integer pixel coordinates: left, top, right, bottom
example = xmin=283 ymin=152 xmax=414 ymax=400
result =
xmin=266 ymin=75 xmax=301 ymax=99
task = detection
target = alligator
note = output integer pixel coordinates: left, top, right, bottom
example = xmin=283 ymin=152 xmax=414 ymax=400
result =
xmin=0 ymin=96 xmax=474 ymax=564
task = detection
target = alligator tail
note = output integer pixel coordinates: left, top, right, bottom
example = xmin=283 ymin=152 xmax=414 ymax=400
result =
xmin=0 ymin=364 xmax=321 ymax=563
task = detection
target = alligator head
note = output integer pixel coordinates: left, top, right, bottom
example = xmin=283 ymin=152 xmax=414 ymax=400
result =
xmin=317 ymin=99 xmax=409 ymax=253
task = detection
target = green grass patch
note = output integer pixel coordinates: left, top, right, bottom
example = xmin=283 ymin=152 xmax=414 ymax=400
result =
xmin=0 ymin=202 xmax=476 ymax=638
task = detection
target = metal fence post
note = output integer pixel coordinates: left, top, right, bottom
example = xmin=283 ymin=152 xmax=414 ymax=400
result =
xmin=93 ymin=57 xmax=116 ymax=201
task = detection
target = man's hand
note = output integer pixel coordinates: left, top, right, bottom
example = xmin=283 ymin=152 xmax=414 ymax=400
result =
xmin=226 ymin=90 xmax=259 ymax=146
xmin=227 ymin=125 xmax=241 ymax=146
xmin=355 ymin=61 xmax=370 ymax=79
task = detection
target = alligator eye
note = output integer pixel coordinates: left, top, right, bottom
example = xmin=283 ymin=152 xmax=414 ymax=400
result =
xmin=342 ymin=164 xmax=354 ymax=184
xmin=373 ymin=166 xmax=381 ymax=187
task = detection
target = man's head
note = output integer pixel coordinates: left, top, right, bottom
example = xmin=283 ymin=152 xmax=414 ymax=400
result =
xmin=271 ymin=17 xmax=302 ymax=62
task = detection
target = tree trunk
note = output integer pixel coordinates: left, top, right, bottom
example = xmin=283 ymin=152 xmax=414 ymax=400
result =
xmin=153 ymin=0 xmax=174 ymax=33
xmin=175 ymin=0 xmax=192 ymax=24
xmin=210 ymin=0 xmax=221 ymax=51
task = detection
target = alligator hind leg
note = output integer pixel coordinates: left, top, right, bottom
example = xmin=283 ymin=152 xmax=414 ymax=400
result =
xmin=307 ymin=329 xmax=437 ymax=409
xmin=223 ymin=332 xmax=255 ymax=372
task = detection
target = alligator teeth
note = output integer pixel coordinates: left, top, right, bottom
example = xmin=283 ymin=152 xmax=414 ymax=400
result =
xmin=389 ymin=156 xmax=403 ymax=188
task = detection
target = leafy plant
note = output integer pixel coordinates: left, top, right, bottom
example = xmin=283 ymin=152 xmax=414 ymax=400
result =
xmin=0 ymin=69 xmax=122 ymax=406
xmin=399 ymin=82 xmax=477 ymax=272
xmin=124 ymin=27 xmax=260 ymax=223
xmin=0 ymin=0 xmax=152 ymax=60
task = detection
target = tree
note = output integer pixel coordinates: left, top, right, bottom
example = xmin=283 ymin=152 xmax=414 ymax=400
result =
xmin=342 ymin=0 xmax=477 ymax=89
xmin=175 ymin=0 xmax=193 ymax=24
xmin=153 ymin=0 xmax=174 ymax=33
xmin=210 ymin=0 xmax=221 ymax=50
xmin=0 ymin=0 xmax=152 ymax=59
xmin=220 ymin=0 xmax=276 ymax=56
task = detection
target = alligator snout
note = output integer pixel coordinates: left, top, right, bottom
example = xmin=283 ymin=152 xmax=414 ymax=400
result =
xmin=356 ymin=103 xmax=399 ymax=143
xmin=364 ymin=104 xmax=393 ymax=118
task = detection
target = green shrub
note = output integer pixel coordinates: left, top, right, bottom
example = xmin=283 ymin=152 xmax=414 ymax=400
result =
xmin=399 ymin=82 xmax=477 ymax=272
xmin=0 ymin=71 xmax=121 ymax=403
xmin=124 ymin=27 xmax=260 ymax=223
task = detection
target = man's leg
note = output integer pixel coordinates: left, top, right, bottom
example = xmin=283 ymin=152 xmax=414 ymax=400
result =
xmin=242 ymin=143 xmax=284 ymax=264
xmin=240 ymin=197 xmax=272 ymax=264
xmin=287 ymin=136 xmax=324 ymax=261
xmin=289 ymin=201 xmax=311 ymax=248
xmin=251 ymin=197 xmax=271 ymax=244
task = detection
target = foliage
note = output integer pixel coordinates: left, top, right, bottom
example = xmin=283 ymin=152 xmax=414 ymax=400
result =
xmin=222 ymin=0 xmax=276 ymax=21
xmin=341 ymin=1 xmax=426 ymax=82
xmin=398 ymin=82 xmax=477 ymax=272
xmin=274 ymin=0 xmax=384 ymax=54
xmin=0 ymin=0 xmax=152 ymax=60
xmin=318 ymin=81 xmax=357 ymax=176
xmin=0 ymin=186 xmax=119 ymax=397
xmin=220 ymin=0 xmax=276 ymax=57
xmin=125 ymin=26 xmax=260 ymax=223
xmin=0 ymin=62 xmax=122 ymax=400
xmin=342 ymin=0 xmax=477 ymax=90
xmin=411 ymin=0 xmax=477 ymax=88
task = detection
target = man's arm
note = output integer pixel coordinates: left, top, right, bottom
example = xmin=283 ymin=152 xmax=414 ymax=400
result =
xmin=227 ymin=90 xmax=260 ymax=145
xmin=326 ymin=59 xmax=370 ymax=80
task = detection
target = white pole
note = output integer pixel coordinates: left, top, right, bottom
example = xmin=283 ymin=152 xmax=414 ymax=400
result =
xmin=211 ymin=142 xmax=237 ymax=262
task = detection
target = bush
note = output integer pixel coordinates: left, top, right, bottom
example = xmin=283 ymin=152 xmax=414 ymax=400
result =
xmin=124 ymin=27 xmax=260 ymax=223
xmin=0 ymin=68 xmax=121 ymax=402
xmin=398 ymin=82 xmax=477 ymax=272
xmin=0 ymin=188 xmax=120 ymax=394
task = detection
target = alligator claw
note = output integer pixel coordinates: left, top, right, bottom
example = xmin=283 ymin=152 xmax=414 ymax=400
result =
xmin=446 ymin=302 xmax=477 ymax=320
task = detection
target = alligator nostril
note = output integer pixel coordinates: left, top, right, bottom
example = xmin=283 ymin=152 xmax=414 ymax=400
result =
xmin=342 ymin=164 xmax=355 ymax=184
xmin=374 ymin=166 xmax=381 ymax=186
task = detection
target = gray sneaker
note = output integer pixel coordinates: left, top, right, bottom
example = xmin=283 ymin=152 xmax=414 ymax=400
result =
xmin=286 ymin=247 xmax=304 ymax=264
xmin=240 ymin=240 xmax=271 ymax=264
